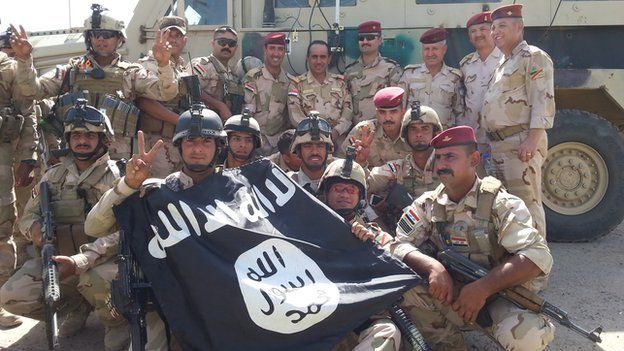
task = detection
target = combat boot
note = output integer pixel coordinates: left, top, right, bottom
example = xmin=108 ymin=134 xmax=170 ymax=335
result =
xmin=0 ymin=307 xmax=22 ymax=328
xmin=104 ymin=323 xmax=130 ymax=351
xmin=59 ymin=300 xmax=92 ymax=337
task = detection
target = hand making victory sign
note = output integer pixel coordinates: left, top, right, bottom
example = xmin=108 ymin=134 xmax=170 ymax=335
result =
xmin=353 ymin=124 xmax=376 ymax=165
xmin=124 ymin=130 xmax=164 ymax=189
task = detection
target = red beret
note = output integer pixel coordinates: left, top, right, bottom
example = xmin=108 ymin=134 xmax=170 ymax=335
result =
xmin=374 ymin=87 xmax=404 ymax=110
xmin=466 ymin=12 xmax=492 ymax=28
xmin=430 ymin=126 xmax=477 ymax=149
xmin=420 ymin=28 xmax=447 ymax=44
xmin=491 ymin=4 xmax=523 ymax=21
xmin=264 ymin=32 xmax=286 ymax=46
xmin=358 ymin=20 xmax=382 ymax=34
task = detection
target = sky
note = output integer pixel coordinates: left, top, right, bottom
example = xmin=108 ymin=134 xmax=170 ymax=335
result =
xmin=2 ymin=0 xmax=140 ymax=32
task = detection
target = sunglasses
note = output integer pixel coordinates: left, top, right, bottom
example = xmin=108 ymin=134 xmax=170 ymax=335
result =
xmin=216 ymin=38 xmax=237 ymax=48
xmin=90 ymin=30 xmax=119 ymax=40
xmin=358 ymin=34 xmax=379 ymax=42
xmin=330 ymin=183 xmax=359 ymax=195
xmin=295 ymin=117 xmax=332 ymax=136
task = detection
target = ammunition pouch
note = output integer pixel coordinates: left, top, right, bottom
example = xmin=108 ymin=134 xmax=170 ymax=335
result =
xmin=0 ymin=108 xmax=24 ymax=143
xmin=139 ymin=114 xmax=176 ymax=139
xmin=55 ymin=223 xmax=93 ymax=256
xmin=224 ymin=79 xmax=244 ymax=115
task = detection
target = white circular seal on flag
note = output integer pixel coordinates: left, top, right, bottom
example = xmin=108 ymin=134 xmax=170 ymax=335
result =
xmin=235 ymin=238 xmax=340 ymax=334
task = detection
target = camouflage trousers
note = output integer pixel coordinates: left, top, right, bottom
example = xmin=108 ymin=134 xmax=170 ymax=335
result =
xmin=108 ymin=135 xmax=133 ymax=161
xmin=0 ymin=257 xmax=126 ymax=328
xmin=332 ymin=317 xmax=401 ymax=351
xmin=145 ymin=134 xmax=182 ymax=179
xmin=0 ymin=142 xmax=18 ymax=286
xmin=489 ymin=130 xmax=548 ymax=237
xmin=401 ymin=285 xmax=555 ymax=351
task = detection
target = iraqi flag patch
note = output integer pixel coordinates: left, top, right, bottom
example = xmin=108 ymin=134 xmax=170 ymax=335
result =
xmin=451 ymin=236 xmax=468 ymax=246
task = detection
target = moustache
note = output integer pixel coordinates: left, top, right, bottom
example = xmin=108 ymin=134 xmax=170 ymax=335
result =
xmin=436 ymin=169 xmax=454 ymax=176
xmin=383 ymin=121 xmax=395 ymax=125
xmin=221 ymin=48 xmax=231 ymax=53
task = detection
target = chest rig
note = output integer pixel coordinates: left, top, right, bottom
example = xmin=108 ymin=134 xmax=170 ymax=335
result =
xmin=46 ymin=159 xmax=120 ymax=255
xmin=208 ymin=55 xmax=243 ymax=114
xmin=431 ymin=177 xmax=508 ymax=268
xmin=0 ymin=56 xmax=23 ymax=142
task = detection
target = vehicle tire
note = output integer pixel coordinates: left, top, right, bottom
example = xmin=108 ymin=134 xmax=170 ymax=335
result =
xmin=542 ymin=109 xmax=624 ymax=242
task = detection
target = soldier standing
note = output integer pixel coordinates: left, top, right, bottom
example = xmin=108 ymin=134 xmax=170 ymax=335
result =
xmin=243 ymin=32 xmax=291 ymax=156
xmin=223 ymin=109 xmax=262 ymax=168
xmin=136 ymin=16 xmax=189 ymax=178
xmin=0 ymin=101 xmax=129 ymax=350
xmin=0 ymin=31 xmax=38 ymax=328
xmin=460 ymin=12 xmax=502 ymax=150
xmin=288 ymin=40 xmax=353 ymax=148
xmin=191 ymin=25 xmax=243 ymax=119
xmin=267 ymin=129 xmax=301 ymax=173
xmin=345 ymin=21 xmax=402 ymax=124
xmin=399 ymin=28 xmax=464 ymax=130
xmin=356 ymin=126 xmax=555 ymax=351
xmin=339 ymin=87 xmax=411 ymax=168
xmin=9 ymin=5 xmax=178 ymax=160
xmin=481 ymin=4 xmax=555 ymax=236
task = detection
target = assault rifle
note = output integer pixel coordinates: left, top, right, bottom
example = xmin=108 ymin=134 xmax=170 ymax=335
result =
xmin=389 ymin=301 xmax=431 ymax=351
xmin=39 ymin=181 xmax=60 ymax=350
xmin=111 ymin=230 xmax=151 ymax=351
xmin=437 ymin=248 xmax=603 ymax=343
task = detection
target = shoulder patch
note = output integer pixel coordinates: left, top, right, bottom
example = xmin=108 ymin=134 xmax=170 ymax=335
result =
xmin=449 ymin=67 xmax=462 ymax=78
xmin=397 ymin=207 xmax=423 ymax=234
xmin=331 ymin=73 xmax=345 ymax=80
xmin=459 ymin=52 xmax=475 ymax=67
xmin=382 ymin=56 xmax=399 ymax=66
xmin=404 ymin=63 xmax=423 ymax=70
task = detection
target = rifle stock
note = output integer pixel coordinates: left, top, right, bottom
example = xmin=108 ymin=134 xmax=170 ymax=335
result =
xmin=437 ymin=248 xmax=603 ymax=343
xmin=40 ymin=181 xmax=60 ymax=350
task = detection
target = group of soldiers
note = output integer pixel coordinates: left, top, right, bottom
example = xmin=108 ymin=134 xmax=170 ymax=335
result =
xmin=0 ymin=1 xmax=557 ymax=351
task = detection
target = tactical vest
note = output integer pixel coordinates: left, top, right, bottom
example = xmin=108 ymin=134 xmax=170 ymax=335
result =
xmin=139 ymin=72 xmax=188 ymax=139
xmin=0 ymin=54 xmax=14 ymax=107
xmin=46 ymin=159 xmax=120 ymax=256
xmin=402 ymin=159 xmax=437 ymax=198
xmin=0 ymin=57 xmax=23 ymax=142
xmin=431 ymin=176 xmax=508 ymax=268
xmin=208 ymin=55 xmax=244 ymax=114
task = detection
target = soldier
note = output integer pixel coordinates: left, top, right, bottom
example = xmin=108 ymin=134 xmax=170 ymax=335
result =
xmin=367 ymin=102 xmax=443 ymax=228
xmin=243 ymin=32 xmax=291 ymax=156
xmin=460 ymin=12 xmax=502 ymax=150
xmin=9 ymin=4 xmax=178 ymax=160
xmin=481 ymin=4 xmax=555 ymax=236
xmin=84 ymin=104 xmax=227 ymax=351
xmin=318 ymin=159 xmax=401 ymax=351
xmin=288 ymin=113 xmax=334 ymax=195
xmin=345 ymin=21 xmax=402 ymax=124
xmin=136 ymin=16 xmax=189 ymax=178
xmin=288 ymin=40 xmax=353 ymax=148
xmin=0 ymin=100 xmax=129 ymax=350
xmin=267 ymin=129 xmax=301 ymax=173
xmin=339 ymin=87 xmax=411 ymax=168
xmin=223 ymin=109 xmax=261 ymax=168
xmin=399 ymin=28 xmax=464 ymax=130
xmin=191 ymin=25 xmax=243 ymax=119
xmin=0 ymin=28 xmax=38 ymax=327
xmin=357 ymin=126 xmax=554 ymax=351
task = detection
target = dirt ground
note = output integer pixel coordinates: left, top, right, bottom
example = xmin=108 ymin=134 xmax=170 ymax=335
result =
xmin=1 ymin=226 xmax=622 ymax=351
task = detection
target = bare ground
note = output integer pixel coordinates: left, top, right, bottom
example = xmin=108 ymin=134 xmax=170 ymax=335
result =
xmin=1 ymin=226 xmax=623 ymax=351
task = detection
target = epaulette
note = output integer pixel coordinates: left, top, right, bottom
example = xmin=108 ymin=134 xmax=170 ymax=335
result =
xmin=138 ymin=177 xmax=165 ymax=197
xmin=459 ymin=52 xmax=476 ymax=67
xmin=291 ymin=74 xmax=303 ymax=84
xmin=246 ymin=66 xmax=263 ymax=80
xmin=345 ymin=60 xmax=361 ymax=70
xmin=285 ymin=71 xmax=296 ymax=81
xmin=106 ymin=159 xmax=122 ymax=179
xmin=448 ymin=67 xmax=462 ymax=78
xmin=330 ymin=72 xmax=345 ymax=80
xmin=117 ymin=60 xmax=141 ymax=70
xmin=382 ymin=56 xmax=400 ymax=66
xmin=404 ymin=63 xmax=423 ymax=70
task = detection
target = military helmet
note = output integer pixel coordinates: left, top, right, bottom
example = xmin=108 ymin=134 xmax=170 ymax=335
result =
xmin=318 ymin=157 xmax=367 ymax=202
xmin=234 ymin=56 xmax=263 ymax=79
xmin=224 ymin=108 xmax=261 ymax=148
xmin=63 ymin=98 xmax=114 ymax=141
xmin=83 ymin=4 xmax=126 ymax=39
xmin=290 ymin=111 xmax=334 ymax=154
xmin=173 ymin=103 xmax=227 ymax=146
xmin=400 ymin=101 xmax=443 ymax=143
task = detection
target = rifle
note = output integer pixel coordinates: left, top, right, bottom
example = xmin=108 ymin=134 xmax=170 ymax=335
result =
xmin=388 ymin=301 xmax=431 ymax=351
xmin=437 ymin=248 xmax=603 ymax=343
xmin=111 ymin=230 xmax=151 ymax=351
xmin=39 ymin=181 xmax=60 ymax=350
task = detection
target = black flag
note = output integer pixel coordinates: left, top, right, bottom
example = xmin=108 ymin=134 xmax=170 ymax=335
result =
xmin=115 ymin=159 xmax=422 ymax=351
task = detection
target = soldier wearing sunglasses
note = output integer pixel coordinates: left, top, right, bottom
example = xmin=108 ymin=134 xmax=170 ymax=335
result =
xmin=344 ymin=21 xmax=402 ymax=125
xmin=9 ymin=4 xmax=178 ymax=161
xmin=191 ymin=26 xmax=244 ymax=120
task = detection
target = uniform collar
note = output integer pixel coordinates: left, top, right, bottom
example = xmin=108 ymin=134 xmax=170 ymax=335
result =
xmin=509 ymin=40 xmax=528 ymax=59
xmin=358 ymin=54 xmax=382 ymax=68
xmin=435 ymin=177 xmax=480 ymax=210
xmin=85 ymin=52 xmax=122 ymax=68
xmin=208 ymin=53 xmax=230 ymax=72
xmin=306 ymin=70 xmax=331 ymax=84
xmin=262 ymin=65 xmax=287 ymax=82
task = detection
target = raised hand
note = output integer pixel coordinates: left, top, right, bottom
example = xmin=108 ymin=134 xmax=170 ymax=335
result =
xmin=9 ymin=24 xmax=33 ymax=60
xmin=124 ymin=130 xmax=163 ymax=189
xmin=353 ymin=124 xmax=375 ymax=165
xmin=152 ymin=29 xmax=172 ymax=67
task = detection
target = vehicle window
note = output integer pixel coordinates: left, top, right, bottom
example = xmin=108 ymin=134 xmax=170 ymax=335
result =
xmin=276 ymin=0 xmax=356 ymax=8
xmin=183 ymin=0 xmax=228 ymax=25
xmin=416 ymin=0 xmax=500 ymax=3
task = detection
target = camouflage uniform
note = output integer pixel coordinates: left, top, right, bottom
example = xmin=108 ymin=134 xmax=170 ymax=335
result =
xmin=339 ymin=120 xmax=412 ymax=168
xmin=368 ymin=152 xmax=438 ymax=199
xmin=459 ymin=47 xmax=502 ymax=144
xmin=137 ymin=53 xmax=187 ymax=178
xmin=481 ymin=40 xmax=555 ymax=236
xmin=243 ymin=66 xmax=291 ymax=155
xmin=389 ymin=177 xmax=554 ymax=351
xmin=288 ymin=70 xmax=353 ymax=137
xmin=345 ymin=55 xmax=402 ymax=124
xmin=0 ymin=154 xmax=127 ymax=337
xmin=16 ymin=53 xmax=178 ymax=159
xmin=288 ymin=168 xmax=324 ymax=195
xmin=0 ymin=52 xmax=38 ymax=292
xmin=399 ymin=63 xmax=464 ymax=130
xmin=267 ymin=152 xmax=297 ymax=173
xmin=191 ymin=53 xmax=244 ymax=114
